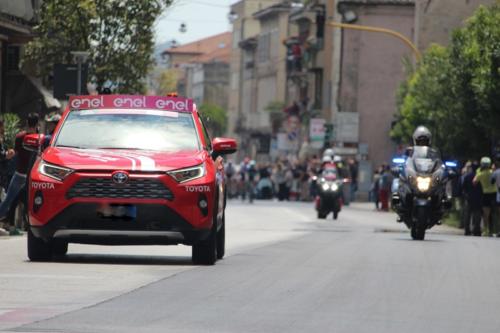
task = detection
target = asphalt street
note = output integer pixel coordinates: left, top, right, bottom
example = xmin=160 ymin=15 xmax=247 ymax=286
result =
xmin=2 ymin=200 xmax=500 ymax=333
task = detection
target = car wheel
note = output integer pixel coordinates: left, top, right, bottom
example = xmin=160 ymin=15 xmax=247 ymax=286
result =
xmin=27 ymin=228 xmax=53 ymax=261
xmin=52 ymin=240 xmax=68 ymax=256
xmin=192 ymin=228 xmax=217 ymax=265
xmin=216 ymin=216 xmax=225 ymax=260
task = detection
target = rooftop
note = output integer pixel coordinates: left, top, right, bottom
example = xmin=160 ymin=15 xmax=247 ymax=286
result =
xmin=162 ymin=32 xmax=231 ymax=63
xmin=253 ymin=2 xmax=291 ymax=20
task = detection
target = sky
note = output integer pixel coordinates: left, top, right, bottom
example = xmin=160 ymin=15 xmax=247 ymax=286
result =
xmin=154 ymin=0 xmax=237 ymax=46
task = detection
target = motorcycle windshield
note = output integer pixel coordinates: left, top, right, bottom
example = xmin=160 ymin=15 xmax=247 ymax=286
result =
xmin=322 ymin=168 xmax=338 ymax=180
xmin=407 ymin=146 xmax=441 ymax=174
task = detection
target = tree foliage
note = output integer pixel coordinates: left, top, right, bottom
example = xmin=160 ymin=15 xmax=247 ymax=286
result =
xmin=198 ymin=104 xmax=227 ymax=138
xmin=156 ymin=69 xmax=178 ymax=95
xmin=23 ymin=0 xmax=173 ymax=94
xmin=1 ymin=114 xmax=21 ymax=150
xmin=391 ymin=3 xmax=500 ymax=159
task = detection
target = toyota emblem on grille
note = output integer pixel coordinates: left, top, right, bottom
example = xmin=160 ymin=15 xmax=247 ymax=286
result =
xmin=112 ymin=171 xmax=129 ymax=184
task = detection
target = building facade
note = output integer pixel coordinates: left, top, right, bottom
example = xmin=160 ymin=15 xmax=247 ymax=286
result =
xmin=335 ymin=0 xmax=415 ymax=169
xmin=0 ymin=0 xmax=42 ymax=115
xmin=227 ymin=0 xmax=283 ymax=156
xmin=161 ymin=32 xmax=231 ymax=111
xmin=414 ymin=0 xmax=497 ymax=51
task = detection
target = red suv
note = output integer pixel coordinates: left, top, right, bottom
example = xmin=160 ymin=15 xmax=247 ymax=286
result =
xmin=24 ymin=95 xmax=237 ymax=265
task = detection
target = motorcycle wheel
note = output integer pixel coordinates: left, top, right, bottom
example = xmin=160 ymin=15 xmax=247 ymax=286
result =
xmin=411 ymin=207 xmax=427 ymax=240
xmin=333 ymin=211 xmax=338 ymax=220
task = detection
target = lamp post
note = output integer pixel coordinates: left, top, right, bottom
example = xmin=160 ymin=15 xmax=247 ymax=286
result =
xmin=70 ymin=51 xmax=90 ymax=95
xmin=327 ymin=21 xmax=422 ymax=61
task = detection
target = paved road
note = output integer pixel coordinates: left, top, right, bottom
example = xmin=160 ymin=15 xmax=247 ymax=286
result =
xmin=2 ymin=201 xmax=500 ymax=333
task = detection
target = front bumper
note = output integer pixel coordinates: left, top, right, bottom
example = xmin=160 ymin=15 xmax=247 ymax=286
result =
xmin=31 ymin=203 xmax=211 ymax=245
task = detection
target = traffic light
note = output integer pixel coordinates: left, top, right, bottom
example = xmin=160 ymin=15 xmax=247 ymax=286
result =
xmin=323 ymin=123 xmax=334 ymax=148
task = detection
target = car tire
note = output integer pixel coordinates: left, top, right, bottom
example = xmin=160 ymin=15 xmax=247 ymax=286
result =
xmin=216 ymin=216 xmax=225 ymax=260
xmin=192 ymin=228 xmax=217 ymax=265
xmin=27 ymin=228 xmax=53 ymax=261
xmin=52 ymin=240 xmax=68 ymax=256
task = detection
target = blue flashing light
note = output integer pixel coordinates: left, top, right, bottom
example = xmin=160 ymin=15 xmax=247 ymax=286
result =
xmin=445 ymin=161 xmax=458 ymax=168
xmin=392 ymin=157 xmax=406 ymax=165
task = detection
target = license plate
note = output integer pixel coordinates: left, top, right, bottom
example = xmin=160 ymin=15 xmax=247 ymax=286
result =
xmin=97 ymin=204 xmax=137 ymax=219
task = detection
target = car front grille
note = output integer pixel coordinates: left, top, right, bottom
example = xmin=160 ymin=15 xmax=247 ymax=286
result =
xmin=67 ymin=177 xmax=174 ymax=200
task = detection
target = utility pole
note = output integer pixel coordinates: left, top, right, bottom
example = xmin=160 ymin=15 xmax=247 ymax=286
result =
xmin=71 ymin=51 xmax=90 ymax=94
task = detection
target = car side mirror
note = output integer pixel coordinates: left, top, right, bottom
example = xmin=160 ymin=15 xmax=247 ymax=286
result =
xmin=212 ymin=137 xmax=237 ymax=156
xmin=23 ymin=134 xmax=45 ymax=152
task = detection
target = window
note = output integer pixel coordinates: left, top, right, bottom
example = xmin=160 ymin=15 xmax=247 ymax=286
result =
xmin=198 ymin=115 xmax=212 ymax=151
xmin=257 ymin=33 xmax=270 ymax=63
xmin=6 ymin=45 xmax=20 ymax=71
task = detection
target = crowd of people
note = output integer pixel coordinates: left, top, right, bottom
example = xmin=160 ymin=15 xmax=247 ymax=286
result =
xmin=225 ymin=154 xmax=359 ymax=204
xmin=368 ymin=155 xmax=500 ymax=236
xmin=0 ymin=112 xmax=61 ymax=236
xmin=457 ymin=157 xmax=500 ymax=237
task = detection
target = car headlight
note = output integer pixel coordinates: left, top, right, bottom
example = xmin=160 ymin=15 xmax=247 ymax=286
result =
xmin=168 ymin=164 xmax=205 ymax=183
xmin=39 ymin=161 xmax=74 ymax=181
xmin=416 ymin=176 xmax=431 ymax=192
xmin=322 ymin=183 xmax=330 ymax=191
xmin=330 ymin=183 xmax=339 ymax=191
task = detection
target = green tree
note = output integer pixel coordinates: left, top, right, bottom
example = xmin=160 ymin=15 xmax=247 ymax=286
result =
xmin=198 ymin=104 xmax=227 ymax=137
xmin=448 ymin=4 xmax=500 ymax=156
xmin=392 ymin=3 xmax=500 ymax=159
xmin=156 ymin=69 xmax=178 ymax=95
xmin=391 ymin=45 xmax=457 ymax=152
xmin=2 ymin=114 xmax=21 ymax=149
xmin=23 ymin=0 xmax=173 ymax=94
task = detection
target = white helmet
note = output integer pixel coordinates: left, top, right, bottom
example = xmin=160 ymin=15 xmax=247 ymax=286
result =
xmin=322 ymin=155 xmax=333 ymax=164
xmin=333 ymin=155 xmax=342 ymax=163
xmin=323 ymin=148 xmax=334 ymax=158
xmin=413 ymin=126 xmax=432 ymax=146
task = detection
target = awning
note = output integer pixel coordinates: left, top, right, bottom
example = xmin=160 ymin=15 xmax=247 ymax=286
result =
xmin=27 ymin=76 xmax=61 ymax=109
xmin=0 ymin=0 xmax=35 ymax=21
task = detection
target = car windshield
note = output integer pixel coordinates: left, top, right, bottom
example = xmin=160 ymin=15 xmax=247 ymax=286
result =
xmin=54 ymin=109 xmax=200 ymax=151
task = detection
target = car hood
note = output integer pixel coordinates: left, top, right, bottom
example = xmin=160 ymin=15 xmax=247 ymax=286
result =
xmin=42 ymin=147 xmax=206 ymax=172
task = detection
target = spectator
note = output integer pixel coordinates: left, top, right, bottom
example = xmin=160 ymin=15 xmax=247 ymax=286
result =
xmin=491 ymin=159 xmax=500 ymax=235
xmin=463 ymin=161 xmax=482 ymax=236
xmin=0 ymin=113 xmax=39 ymax=235
xmin=378 ymin=164 xmax=392 ymax=211
xmin=348 ymin=158 xmax=359 ymax=202
xmin=0 ymin=120 xmax=15 ymax=236
xmin=473 ymin=157 xmax=496 ymax=236
xmin=371 ymin=167 xmax=382 ymax=210
xmin=459 ymin=161 xmax=472 ymax=230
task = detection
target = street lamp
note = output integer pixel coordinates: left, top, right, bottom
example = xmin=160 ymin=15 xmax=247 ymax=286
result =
xmin=327 ymin=21 xmax=422 ymax=61
xmin=70 ymin=51 xmax=90 ymax=95
xmin=227 ymin=10 xmax=238 ymax=24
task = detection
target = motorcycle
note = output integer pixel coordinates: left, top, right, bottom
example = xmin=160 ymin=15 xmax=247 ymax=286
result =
xmin=392 ymin=146 xmax=455 ymax=240
xmin=315 ymin=167 xmax=343 ymax=220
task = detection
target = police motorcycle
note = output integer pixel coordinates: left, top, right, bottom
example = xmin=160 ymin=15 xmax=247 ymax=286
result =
xmin=316 ymin=164 xmax=343 ymax=220
xmin=392 ymin=126 xmax=456 ymax=240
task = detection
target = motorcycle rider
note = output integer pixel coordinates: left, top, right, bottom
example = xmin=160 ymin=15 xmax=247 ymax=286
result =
xmin=394 ymin=126 xmax=442 ymax=222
